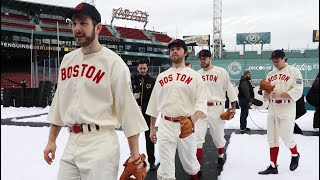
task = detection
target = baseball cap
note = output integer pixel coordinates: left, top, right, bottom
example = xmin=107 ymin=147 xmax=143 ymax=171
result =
xmin=198 ymin=49 xmax=212 ymax=58
xmin=244 ymin=70 xmax=251 ymax=76
xmin=168 ymin=39 xmax=188 ymax=51
xmin=68 ymin=2 xmax=101 ymax=23
xmin=269 ymin=49 xmax=286 ymax=60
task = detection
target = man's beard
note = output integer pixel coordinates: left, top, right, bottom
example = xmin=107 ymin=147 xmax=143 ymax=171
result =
xmin=201 ymin=62 xmax=210 ymax=69
xmin=171 ymin=55 xmax=184 ymax=64
xmin=75 ymin=29 xmax=95 ymax=47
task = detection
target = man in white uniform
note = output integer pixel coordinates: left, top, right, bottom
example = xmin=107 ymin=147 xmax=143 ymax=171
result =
xmin=146 ymin=39 xmax=207 ymax=180
xmin=195 ymin=49 xmax=237 ymax=176
xmin=43 ymin=3 xmax=148 ymax=180
xmin=259 ymin=50 xmax=302 ymax=175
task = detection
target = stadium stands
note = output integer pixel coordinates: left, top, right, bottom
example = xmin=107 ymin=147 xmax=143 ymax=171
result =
xmin=115 ymin=26 xmax=152 ymax=41
xmin=243 ymin=51 xmax=258 ymax=59
xmin=40 ymin=18 xmax=68 ymax=26
xmin=41 ymin=26 xmax=72 ymax=33
xmin=225 ymin=51 xmax=240 ymax=59
xmin=304 ymin=50 xmax=319 ymax=58
xmin=285 ymin=51 xmax=304 ymax=58
xmin=100 ymin=26 xmax=115 ymax=37
xmin=152 ymin=32 xmax=172 ymax=42
xmin=1 ymin=21 xmax=35 ymax=30
xmin=261 ymin=51 xmax=274 ymax=59
xmin=1 ymin=12 xmax=30 ymax=21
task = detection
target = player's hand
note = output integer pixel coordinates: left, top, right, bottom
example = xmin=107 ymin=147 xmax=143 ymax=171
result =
xmin=271 ymin=90 xmax=282 ymax=99
xmin=229 ymin=108 xmax=236 ymax=119
xmin=133 ymin=93 xmax=140 ymax=99
xmin=263 ymin=91 xmax=270 ymax=100
xmin=149 ymin=129 xmax=157 ymax=144
xmin=43 ymin=142 xmax=57 ymax=165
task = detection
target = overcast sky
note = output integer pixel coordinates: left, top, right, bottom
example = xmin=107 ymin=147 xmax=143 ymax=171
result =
xmin=21 ymin=0 xmax=319 ymax=51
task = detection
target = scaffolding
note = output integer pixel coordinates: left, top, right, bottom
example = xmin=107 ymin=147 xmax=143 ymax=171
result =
xmin=213 ymin=0 xmax=222 ymax=58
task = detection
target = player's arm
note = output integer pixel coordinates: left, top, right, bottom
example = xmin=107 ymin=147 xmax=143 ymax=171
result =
xmin=43 ymin=124 xmax=62 ymax=165
xmin=149 ymin=116 xmax=157 ymax=144
xmin=190 ymin=111 xmax=205 ymax=124
xmin=126 ymin=134 xmax=141 ymax=162
xmin=225 ymin=71 xmax=238 ymax=109
xmin=193 ymin=74 xmax=208 ymax=122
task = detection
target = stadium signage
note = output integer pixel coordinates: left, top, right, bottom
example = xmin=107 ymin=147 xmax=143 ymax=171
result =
xmin=1 ymin=41 xmax=63 ymax=51
xmin=183 ymin=35 xmax=210 ymax=46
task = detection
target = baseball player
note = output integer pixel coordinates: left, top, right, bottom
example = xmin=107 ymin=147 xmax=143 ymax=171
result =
xmin=43 ymin=3 xmax=148 ymax=180
xmin=146 ymin=39 xmax=207 ymax=180
xmin=195 ymin=49 xmax=237 ymax=175
xmin=259 ymin=50 xmax=303 ymax=175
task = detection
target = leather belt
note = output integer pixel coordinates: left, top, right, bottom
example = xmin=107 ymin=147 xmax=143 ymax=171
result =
xmin=162 ymin=115 xmax=180 ymax=122
xmin=271 ymin=100 xmax=291 ymax=104
xmin=68 ymin=124 xmax=100 ymax=133
xmin=207 ymin=102 xmax=222 ymax=106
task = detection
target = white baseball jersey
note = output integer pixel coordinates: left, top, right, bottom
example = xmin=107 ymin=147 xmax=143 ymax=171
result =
xmin=198 ymin=66 xmax=237 ymax=103
xmin=196 ymin=66 xmax=237 ymax=149
xmin=266 ymin=64 xmax=303 ymax=148
xmin=146 ymin=67 xmax=207 ymax=118
xmin=146 ymin=67 xmax=207 ymax=179
xmin=266 ymin=64 xmax=303 ymax=102
xmin=48 ymin=47 xmax=148 ymax=137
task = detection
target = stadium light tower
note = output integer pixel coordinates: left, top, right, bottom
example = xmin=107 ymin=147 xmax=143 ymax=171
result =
xmin=213 ymin=0 xmax=222 ymax=58
xmin=84 ymin=0 xmax=95 ymax=6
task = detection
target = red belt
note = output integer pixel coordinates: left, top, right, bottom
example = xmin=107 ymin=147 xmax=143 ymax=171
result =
xmin=68 ymin=124 xmax=100 ymax=133
xmin=271 ymin=100 xmax=291 ymax=104
xmin=207 ymin=102 xmax=222 ymax=106
xmin=162 ymin=115 xmax=180 ymax=122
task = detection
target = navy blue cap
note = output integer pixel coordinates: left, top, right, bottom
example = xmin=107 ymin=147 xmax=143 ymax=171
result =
xmin=168 ymin=39 xmax=188 ymax=51
xmin=270 ymin=50 xmax=286 ymax=60
xmin=68 ymin=2 xmax=101 ymax=23
xmin=198 ymin=49 xmax=212 ymax=58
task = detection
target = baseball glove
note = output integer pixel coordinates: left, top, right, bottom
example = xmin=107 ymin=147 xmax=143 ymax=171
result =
xmin=119 ymin=154 xmax=147 ymax=180
xmin=259 ymin=80 xmax=275 ymax=93
xmin=176 ymin=116 xmax=194 ymax=138
xmin=220 ymin=108 xmax=236 ymax=120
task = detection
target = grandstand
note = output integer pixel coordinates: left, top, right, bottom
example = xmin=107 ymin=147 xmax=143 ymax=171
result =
xmin=1 ymin=0 xmax=173 ymax=89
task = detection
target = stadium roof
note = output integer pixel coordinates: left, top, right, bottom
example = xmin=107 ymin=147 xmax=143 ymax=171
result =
xmin=1 ymin=0 xmax=73 ymax=16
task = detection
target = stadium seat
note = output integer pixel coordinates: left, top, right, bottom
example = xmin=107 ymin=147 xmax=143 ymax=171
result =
xmin=115 ymin=26 xmax=152 ymax=41
xmin=304 ymin=50 xmax=319 ymax=58
xmin=152 ymin=32 xmax=172 ymax=42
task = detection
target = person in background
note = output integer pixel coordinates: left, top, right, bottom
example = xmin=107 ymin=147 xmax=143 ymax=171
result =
xmin=306 ymin=73 xmax=319 ymax=131
xmin=185 ymin=61 xmax=193 ymax=69
xmin=131 ymin=59 xmax=157 ymax=171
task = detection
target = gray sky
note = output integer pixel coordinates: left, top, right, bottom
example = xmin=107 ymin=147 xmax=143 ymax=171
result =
xmin=22 ymin=0 xmax=319 ymax=51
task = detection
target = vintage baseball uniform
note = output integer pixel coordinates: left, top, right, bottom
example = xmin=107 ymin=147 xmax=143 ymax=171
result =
xmin=48 ymin=47 xmax=148 ymax=180
xmin=266 ymin=64 xmax=303 ymax=148
xmin=196 ymin=66 xmax=238 ymax=149
xmin=146 ymin=67 xmax=207 ymax=180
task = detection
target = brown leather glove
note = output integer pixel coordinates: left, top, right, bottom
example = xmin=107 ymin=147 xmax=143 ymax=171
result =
xmin=220 ymin=108 xmax=236 ymax=120
xmin=119 ymin=154 xmax=147 ymax=180
xmin=176 ymin=116 xmax=194 ymax=138
xmin=259 ymin=80 xmax=275 ymax=94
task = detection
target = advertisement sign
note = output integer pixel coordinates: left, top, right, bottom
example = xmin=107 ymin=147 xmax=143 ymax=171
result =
xmin=313 ymin=30 xmax=319 ymax=42
xmin=183 ymin=35 xmax=210 ymax=46
xmin=236 ymin=32 xmax=271 ymax=45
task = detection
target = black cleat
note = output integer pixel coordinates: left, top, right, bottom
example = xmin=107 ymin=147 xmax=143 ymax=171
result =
xmin=217 ymin=157 xmax=225 ymax=169
xmin=258 ymin=165 xmax=278 ymax=175
xmin=240 ymin=128 xmax=251 ymax=134
xmin=149 ymin=163 xmax=157 ymax=171
xmin=290 ymin=153 xmax=300 ymax=171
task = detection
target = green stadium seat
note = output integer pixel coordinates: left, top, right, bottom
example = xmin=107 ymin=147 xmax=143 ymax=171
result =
xmin=285 ymin=51 xmax=303 ymax=58
xmin=304 ymin=50 xmax=319 ymax=58
xmin=243 ymin=51 xmax=258 ymax=59
xmin=225 ymin=52 xmax=240 ymax=59
xmin=261 ymin=51 xmax=274 ymax=59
